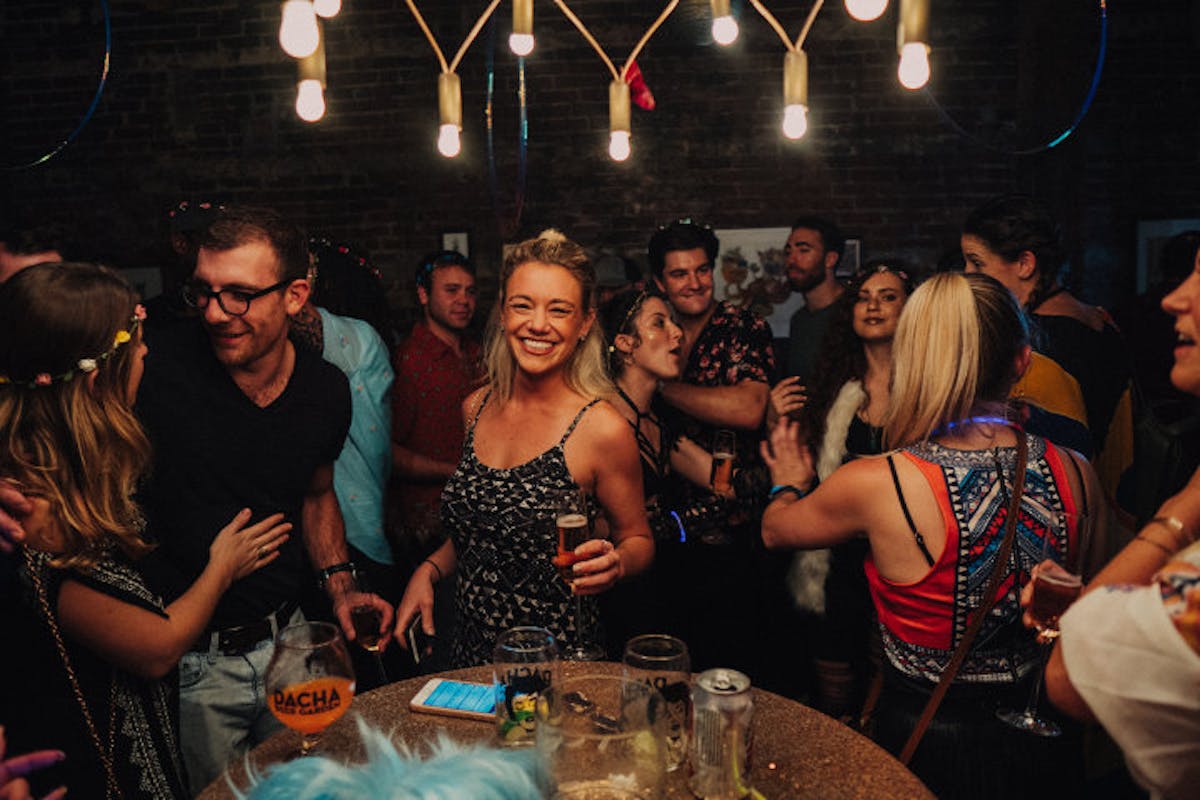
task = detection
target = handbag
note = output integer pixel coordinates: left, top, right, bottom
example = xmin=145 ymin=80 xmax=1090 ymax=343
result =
xmin=897 ymin=431 xmax=1029 ymax=765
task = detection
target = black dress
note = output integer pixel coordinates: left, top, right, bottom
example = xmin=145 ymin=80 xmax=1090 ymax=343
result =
xmin=442 ymin=393 xmax=602 ymax=667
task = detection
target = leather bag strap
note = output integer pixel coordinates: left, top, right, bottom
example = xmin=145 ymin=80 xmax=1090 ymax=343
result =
xmin=898 ymin=431 xmax=1029 ymax=765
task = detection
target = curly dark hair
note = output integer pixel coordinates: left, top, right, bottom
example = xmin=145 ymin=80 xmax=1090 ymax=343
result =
xmin=962 ymin=194 xmax=1064 ymax=312
xmin=799 ymin=260 xmax=918 ymax=451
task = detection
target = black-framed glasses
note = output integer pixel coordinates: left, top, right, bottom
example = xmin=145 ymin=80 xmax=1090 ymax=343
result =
xmin=181 ymin=279 xmax=291 ymax=316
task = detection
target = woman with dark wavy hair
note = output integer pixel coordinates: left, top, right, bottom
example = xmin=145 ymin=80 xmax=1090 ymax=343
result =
xmin=770 ymin=260 xmax=916 ymax=719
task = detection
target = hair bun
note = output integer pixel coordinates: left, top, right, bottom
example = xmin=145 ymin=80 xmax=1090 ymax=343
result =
xmin=536 ymin=228 xmax=568 ymax=244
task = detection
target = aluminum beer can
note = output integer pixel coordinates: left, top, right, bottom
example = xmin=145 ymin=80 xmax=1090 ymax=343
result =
xmin=688 ymin=668 xmax=753 ymax=799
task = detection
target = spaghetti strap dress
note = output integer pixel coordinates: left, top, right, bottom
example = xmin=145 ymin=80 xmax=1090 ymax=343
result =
xmin=442 ymin=392 xmax=603 ymax=668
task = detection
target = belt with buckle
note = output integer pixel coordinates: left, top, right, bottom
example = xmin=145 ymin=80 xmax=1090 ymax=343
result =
xmin=191 ymin=601 xmax=299 ymax=656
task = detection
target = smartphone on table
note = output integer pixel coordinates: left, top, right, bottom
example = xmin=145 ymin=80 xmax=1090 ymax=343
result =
xmin=409 ymin=677 xmax=496 ymax=721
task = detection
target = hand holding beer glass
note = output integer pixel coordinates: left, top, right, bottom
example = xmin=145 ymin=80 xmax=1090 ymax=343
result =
xmin=550 ymin=487 xmax=607 ymax=661
xmin=998 ymin=512 xmax=1083 ymax=737
xmin=710 ymin=430 xmax=736 ymax=496
xmin=266 ymin=621 xmax=356 ymax=756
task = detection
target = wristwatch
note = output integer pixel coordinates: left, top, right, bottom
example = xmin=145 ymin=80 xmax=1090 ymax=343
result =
xmin=316 ymin=561 xmax=357 ymax=589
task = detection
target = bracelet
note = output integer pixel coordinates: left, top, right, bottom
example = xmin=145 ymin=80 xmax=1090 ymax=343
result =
xmin=316 ymin=561 xmax=356 ymax=589
xmin=769 ymin=484 xmax=808 ymax=502
xmin=423 ymin=558 xmax=443 ymax=582
xmin=1149 ymin=515 xmax=1193 ymax=544
xmin=1134 ymin=534 xmax=1176 ymax=558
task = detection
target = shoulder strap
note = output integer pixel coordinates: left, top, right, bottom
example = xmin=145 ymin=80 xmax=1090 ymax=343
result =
xmin=899 ymin=432 xmax=1029 ymax=764
xmin=560 ymin=398 xmax=601 ymax=443
xmin=887 ymin=454 xmax=935 ymax=567
xmin=467 ymin=388 xmax=492 ymax=432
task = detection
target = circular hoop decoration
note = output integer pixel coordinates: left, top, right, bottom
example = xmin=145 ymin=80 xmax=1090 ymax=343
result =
xmin=921 ymin=0 xmax=1108 ymax=156
xmin=3 ymin=0 xmax=113 ymax=171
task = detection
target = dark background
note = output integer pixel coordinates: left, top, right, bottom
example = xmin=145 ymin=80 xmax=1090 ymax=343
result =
xmin=2 ymin=0 xmax=1198 ymax=319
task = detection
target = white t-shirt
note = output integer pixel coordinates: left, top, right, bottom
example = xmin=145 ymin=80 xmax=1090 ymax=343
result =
xmin=1059 ymin=541 xmax=1200 ymax=800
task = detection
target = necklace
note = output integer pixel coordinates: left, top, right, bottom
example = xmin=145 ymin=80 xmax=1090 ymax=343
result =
xmin=935 ymin=414 xmax=1013 ymax=436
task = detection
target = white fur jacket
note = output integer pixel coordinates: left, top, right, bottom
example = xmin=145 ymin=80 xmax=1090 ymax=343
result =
xmin=786 ymin=379 xmax=867 ymax=614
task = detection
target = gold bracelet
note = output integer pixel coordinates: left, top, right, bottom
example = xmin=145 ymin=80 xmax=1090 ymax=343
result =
xmin=1134 ymin=533 xmax=1176 ymax=557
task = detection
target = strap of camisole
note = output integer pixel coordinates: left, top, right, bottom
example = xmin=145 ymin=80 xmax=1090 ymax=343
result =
xmin=467 ymin=388 xmax=493 ymax=434
xmin=559 ymin=398 xmax=602 ymax=445
xmin=886 ymin=454 xmax=936 ymax=567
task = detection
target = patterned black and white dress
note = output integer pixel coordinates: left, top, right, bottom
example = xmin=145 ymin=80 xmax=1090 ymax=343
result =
xmin=442 ymin=393 xmax=602 ymax=668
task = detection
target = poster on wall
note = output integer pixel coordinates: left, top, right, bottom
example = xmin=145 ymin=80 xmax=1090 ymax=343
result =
xmin=712 ymin=227 xmax=796 ymax=337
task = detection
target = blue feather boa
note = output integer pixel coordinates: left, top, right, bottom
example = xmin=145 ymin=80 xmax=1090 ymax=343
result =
xmin=233 ymin=716 xmax=549 ymax=800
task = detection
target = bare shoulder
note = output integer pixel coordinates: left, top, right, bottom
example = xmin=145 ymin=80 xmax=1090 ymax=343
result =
xmin=823 ymin=452 xmax=895 ymax=493
xmin=569 ymin=398 xmax=636 ymax=454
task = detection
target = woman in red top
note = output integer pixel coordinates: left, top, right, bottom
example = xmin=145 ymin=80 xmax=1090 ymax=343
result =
xmin=762 ymin=272 xmax=1103 ymax=799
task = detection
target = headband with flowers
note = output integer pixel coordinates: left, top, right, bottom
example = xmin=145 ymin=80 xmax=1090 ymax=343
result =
xmin=0 ymin=304 xmax=146 ymax=388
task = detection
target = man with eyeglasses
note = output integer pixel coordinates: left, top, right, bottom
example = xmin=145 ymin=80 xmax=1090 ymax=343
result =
xmin=645 ymin=219 xmax=776 ymax=681
xmin=136 ymin=205 xmax=394 ymax=794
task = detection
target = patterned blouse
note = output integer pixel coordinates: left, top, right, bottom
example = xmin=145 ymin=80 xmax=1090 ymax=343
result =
xmin=865 ymin=434 xmax=1083 ymax=685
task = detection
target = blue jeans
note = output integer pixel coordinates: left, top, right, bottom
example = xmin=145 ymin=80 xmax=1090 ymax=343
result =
xmin=178 ymin=609 xmax=301 ymax=795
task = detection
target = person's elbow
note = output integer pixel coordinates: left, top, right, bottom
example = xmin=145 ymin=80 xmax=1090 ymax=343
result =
xmin=761 ymin=510 xmax=788 ymax=551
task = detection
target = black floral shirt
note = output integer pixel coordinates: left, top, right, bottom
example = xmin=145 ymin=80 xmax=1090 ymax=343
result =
xmin=664 ymin=301 xmax=774 ymax=541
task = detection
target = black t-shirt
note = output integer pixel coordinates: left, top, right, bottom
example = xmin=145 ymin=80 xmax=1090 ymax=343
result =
xmin=135 ymin=321 xmax=350 ymax=628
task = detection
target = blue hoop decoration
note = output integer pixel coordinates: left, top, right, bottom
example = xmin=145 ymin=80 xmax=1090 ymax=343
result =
xmin=485 ymin=18 xmax=528 ymax=235
xmin=922 ymin=0 xmax=1107 ymax=156
xmin=4 ymin=0 xmax=112 ymax=171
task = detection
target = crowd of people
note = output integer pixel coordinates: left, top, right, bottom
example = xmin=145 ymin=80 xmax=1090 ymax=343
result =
xmin=0 ymin=197 xmax=1196 ymax=800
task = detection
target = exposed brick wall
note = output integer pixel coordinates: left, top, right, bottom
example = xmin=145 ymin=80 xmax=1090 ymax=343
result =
xmin=2 ymin=0 xmax=1198 ymax=316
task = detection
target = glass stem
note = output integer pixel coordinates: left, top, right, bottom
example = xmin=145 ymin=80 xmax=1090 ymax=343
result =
xmin=300 ymin=731 xmax=322 ymax=756
xmin=1024 ymin=643 xmax=1050 ymax=718
xmin=574 ymin=592 xmax=588 ymax=649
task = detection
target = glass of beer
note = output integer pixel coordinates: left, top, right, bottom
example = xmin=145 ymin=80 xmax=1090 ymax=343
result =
xmin=550 ymin=487 xmax=606 ymax=661
xmin=623 ymin=634 xmax=692 ymax=772
xmin=997 ymin=511 xmax=1082 ymax=737
xmin=266 ymin=621 xmax=356 ymax=756
xmin=494 ymin=626 xmax=558 ymax=747
xmin=710 ymin=429 xmax=736 ymax=495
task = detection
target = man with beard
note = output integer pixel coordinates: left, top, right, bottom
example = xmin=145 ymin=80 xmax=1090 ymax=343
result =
xmin=782 ymin=217 xmax=845 ymax=382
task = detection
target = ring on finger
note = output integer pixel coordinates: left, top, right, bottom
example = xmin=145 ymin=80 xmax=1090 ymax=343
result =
xmin=257 ymin=546 xmax=268 ymax=560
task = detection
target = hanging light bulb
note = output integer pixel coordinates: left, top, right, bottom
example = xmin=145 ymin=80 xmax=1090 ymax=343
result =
xmin=510 ymin=0 xmax=534 ymax=56
xmin=608 ymin=79 xmax=632 ymax=161
xmin=782 ymin=50 xmax=809 ymax=140
xmin=296 ymin=80 xmax=326 ymax=122
xmin=437 ymin=72 xmax=463 ymax=158
xmin=294 ymin=33 xmax=326 ymax=122
xmin=313 ymin=0 xmax=341 ymax=18
xmin=897 ymin=0 xmax=931 ymax=90
xmin=279 ymin=0 xmax=320 ymax=59
xmin=710 ymin=0 xmax=739 ymax=46
xmin=844 ymin=0 xmax=888 ymax=22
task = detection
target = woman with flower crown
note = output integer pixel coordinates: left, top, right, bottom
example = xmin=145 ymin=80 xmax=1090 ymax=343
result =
xmin=0 ymin=263 xmax=292 ymax=799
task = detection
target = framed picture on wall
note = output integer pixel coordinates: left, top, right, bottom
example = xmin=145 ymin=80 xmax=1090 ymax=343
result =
xmin=441 ymin=230 xmax=470 ymax=258
xmin=837 ymin=238 xmax=862 ymax=277
xmin=712 ymin=227 xmax=794 ymax=337
xmin=1137 ymin=219 xmax=1200 ymax=292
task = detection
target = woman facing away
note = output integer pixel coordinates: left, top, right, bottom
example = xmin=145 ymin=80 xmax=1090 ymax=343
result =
xmin=772 ymin=261 xmax=916 ymax=719
xmin=0 ymin=263 xmax=290 ymax=799
xmin=761 ymin=272 xmax=1102 ymax=799
xmin=393 ymin=231 xmax=653 ymax=667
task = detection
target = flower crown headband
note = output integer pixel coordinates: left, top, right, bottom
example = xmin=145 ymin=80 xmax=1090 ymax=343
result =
xmin=0 ymin=305 xmax=146 ymax=388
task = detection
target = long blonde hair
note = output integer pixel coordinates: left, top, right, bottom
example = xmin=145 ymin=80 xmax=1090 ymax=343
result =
xmin=883 ymin=272 xmax=1028 ymax=448
xmin=0 ymin=263 xmax=152 ymax=568
xmin=483 ymin=229 xmax=613 ymax=405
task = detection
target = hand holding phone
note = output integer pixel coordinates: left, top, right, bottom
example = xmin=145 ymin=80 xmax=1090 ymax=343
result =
xmin=406 ymin=613 xmax=435 ymax=664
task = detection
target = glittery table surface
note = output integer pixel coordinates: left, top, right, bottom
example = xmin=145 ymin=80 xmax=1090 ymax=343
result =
xmin=199 ymin=661 xmax=933 ymax=799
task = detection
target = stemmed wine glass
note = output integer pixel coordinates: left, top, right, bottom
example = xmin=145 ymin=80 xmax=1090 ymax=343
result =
xmin=266 ymin=621 xmax=356 ymax=756
xmin=996 ymin=511 xmax=1083 ymax=736
xmin=550 ymin=487 xmax=606 ymax=661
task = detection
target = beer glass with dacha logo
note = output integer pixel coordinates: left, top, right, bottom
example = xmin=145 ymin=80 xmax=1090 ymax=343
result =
xmin=266 ymin=621 xmax=356 ymax=756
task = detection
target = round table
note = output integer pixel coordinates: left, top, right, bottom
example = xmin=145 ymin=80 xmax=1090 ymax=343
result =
xmin=199 ymin=662 xmax=933 ymax=799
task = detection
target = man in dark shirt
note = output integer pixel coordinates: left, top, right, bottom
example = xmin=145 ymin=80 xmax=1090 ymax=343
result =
xmin=781 ymin=216 xmax=845 ymax=383
xmin=137 ymin=206 xmax=392 ymax=794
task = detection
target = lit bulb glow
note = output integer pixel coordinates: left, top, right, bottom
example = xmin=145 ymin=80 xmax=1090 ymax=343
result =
xmin=782 ymin=104 xmax=808 ymax=139
xmin=279 ymin=1 xmax=320 ymax=58
xmin=712 ymin=16 xmax=739 ymax=45
xmin=897 ymin=42 xmax=930 ymax=89
xmin=438 ymin=124 xmax=462 ymax=158
xmin=608 ymin=131 xmax=631 ymax=161
xmin=295 ymin=79 xmax=325 ymax=122
xmin=509 ymin=33 xmax=535 ymax=56
xmin=313 ymin=0 xmax=341 ymax=18
xmin=844 ymin=0 xmax=888 ymax=22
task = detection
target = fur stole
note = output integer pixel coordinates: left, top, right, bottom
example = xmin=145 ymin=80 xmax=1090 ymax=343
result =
xmin=787 ymin=379 xmax=866 ymax=614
